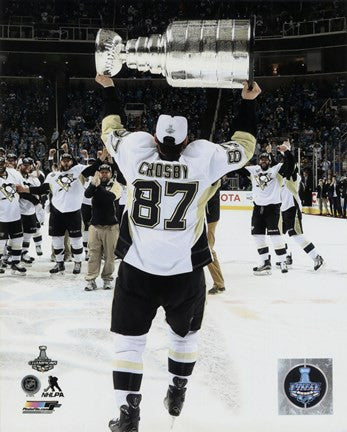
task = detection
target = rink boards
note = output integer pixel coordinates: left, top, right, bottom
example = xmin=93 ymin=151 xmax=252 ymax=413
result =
xmin=220 ymin=190 xmax=322 ymax=214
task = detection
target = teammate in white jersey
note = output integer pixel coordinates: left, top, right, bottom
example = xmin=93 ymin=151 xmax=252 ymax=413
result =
xmin=96 ymin=74 xmax=260 ymax=432
xmin=237 ymin=140 xmax=295 ymax=275
xmin=0 ymin=156 xmax=26 ymax=274
xmin=18 ymin=157 xmax=41 ymax=265
xmin=279 ymin=163 xmax=324 ymax=270
xmin=17 ymin=153 xmax=101 ymax=274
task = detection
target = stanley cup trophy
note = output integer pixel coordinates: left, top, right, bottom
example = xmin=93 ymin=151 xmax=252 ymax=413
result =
xmin=95 ymin=19 xmax=254 ymax=88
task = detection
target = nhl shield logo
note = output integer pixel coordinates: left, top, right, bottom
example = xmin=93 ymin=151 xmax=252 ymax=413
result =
xmin=28 ymin=346 xmax=57 ymax=372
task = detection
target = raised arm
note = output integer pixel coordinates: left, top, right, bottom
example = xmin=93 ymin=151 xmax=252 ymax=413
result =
xmin=95 ymin=75 xmax=126 ymax=145
xmin=209 ymin=82 xmax=261 ymax=182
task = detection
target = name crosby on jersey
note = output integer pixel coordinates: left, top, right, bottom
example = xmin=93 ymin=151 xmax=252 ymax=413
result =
xmin=138 ymin=161 xmax=188 ymax=179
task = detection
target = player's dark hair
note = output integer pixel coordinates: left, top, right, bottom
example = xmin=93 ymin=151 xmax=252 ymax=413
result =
xmin=157 ymin=136 xmax=186 ymax=161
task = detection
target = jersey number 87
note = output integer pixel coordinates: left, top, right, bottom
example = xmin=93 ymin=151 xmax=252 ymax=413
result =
xmin=130 ymin=180 xmax=198 ymax=230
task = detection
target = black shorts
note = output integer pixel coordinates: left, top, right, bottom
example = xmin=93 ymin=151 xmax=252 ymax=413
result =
xmin=282 ymin=205 xmax=303 ymax=236
xmin=251 ymin=203 xmax=282 ymax=235
xmin=81 ymin=203 xmax=92 ymax=230
xmin=21 ymin=214 xmax=38 ymax=234
xmin=49 ymin=205 xmax=82 ymax=238
xmin=111 ymin=261 xmax=206 ymax=338
xmin=0 ymin=219 xmax=23 ymax=240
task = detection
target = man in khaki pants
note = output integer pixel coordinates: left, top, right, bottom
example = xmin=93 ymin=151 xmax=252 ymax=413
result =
xmin=206 ymin=182 xmax=225 ymax=294
xmin=84 ymin=164 xmax=121 ymax=291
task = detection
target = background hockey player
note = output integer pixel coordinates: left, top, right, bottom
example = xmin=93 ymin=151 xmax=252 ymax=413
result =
xmin=277 ymin=149 xmax=324 ymax=271
xmin=96 ymin=74 xmax=260 ymax=432
xmin=0 ymin=156 xmax=26 ymax=274
xmin=237 ymin=141 xmax=295 ymax=275
xmin=17 ymin=157 xmax=41 ymax=265
xmin=16 ymin=152 xmax=102 ymax=274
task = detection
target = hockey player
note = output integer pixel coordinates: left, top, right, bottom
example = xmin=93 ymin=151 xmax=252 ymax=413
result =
xmin=0 ymin=156 xmax=26 ymax=274
xmin=278 ymin=161 xmax=324 ymax=270
xmin=18 ymin=157 xmax=41 ymax=264
xmin=16 ymin=153 xmax=103 ymax=274
xmin=96 ymin=74 xmax=260 ymax=432
xmin=81 ymin=157 xmax=95 ymax=261
xmin=237 ymin=140 xmax=295 ymax=275
xmin=31 ymin=161 xmax=46 ymax=257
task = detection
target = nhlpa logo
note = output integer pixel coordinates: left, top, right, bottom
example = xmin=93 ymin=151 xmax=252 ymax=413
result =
xmin=289 ymin=367 xmax=321 ymax=405
xmin=0 ymin=183 xmax=16 ymax=202
xmin=165 ymin=124 xmax=175 ymax=134
xmin=56 ymin=174 xmax=75 ymax=191
xmin=41 ymin=376 xmax=64 ymax=398
xmin=255 ymin=172 xmax=272 ymax=190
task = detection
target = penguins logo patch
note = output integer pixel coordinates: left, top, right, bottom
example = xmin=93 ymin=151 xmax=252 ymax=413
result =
xmin=0 ymin=183 xmax=16 ymax=202
xmin=56 ymin=174 xmax=75 ymax=192
xmin=255 ymin=172 xmax=272 ymax=190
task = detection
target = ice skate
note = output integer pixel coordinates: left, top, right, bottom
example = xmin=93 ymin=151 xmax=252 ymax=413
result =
xmin=108 ymin=394 xmax=141 ymax=432
xmin=276 ymin=253 xmax=293 ymax=268
xmin=11 ymin=262 xmax=27 ymax=275
xmin=73 ymin=262 xmax=82 ymax=274
xmin=21 ymin=252 xmax=35 ymax=265
xmin=49 ymin=262 xmax=65 ymax=275
xmin=164 ymin=377 xmax=187 ymax=418
xmin=85 ymin=280 xmax=97 ymax=291
xmin=35 ymin=245 xmax=43 ymax=256
xmin=253 ymin=258 xmax=271 ymax=275
xmin=280 ymin=261 xmax=288 ymax=273
xmin=314 ymin=255 xmax=324 ymax=271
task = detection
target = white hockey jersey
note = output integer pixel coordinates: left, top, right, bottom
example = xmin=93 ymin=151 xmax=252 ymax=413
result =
xmin=45 ymin=165 xmax=87 ymax=213
xmin=103 ymin=116 xmax=255 ymax=275
xmin=19 ymin=174 xmax=41 ymax=216
xmin=281 ymin=174 xmax=302 ymax=212
xmin=0 ymin=168 xmax=24 ymax=222
xmin=245 ymin=163 xmax=284 ymax=206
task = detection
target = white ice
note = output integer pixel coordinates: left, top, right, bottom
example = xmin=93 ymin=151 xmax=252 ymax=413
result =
xmin=0 ymin=210 xmax=346 ymax=432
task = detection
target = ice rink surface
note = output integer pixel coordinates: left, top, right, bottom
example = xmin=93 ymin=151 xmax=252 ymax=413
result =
xmin=0 ymin=210 xmax=346 ymax=432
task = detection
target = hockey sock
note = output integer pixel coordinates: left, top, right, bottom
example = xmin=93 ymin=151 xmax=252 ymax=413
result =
xmin=270 ymin=235 xmax=286 ymax=263
xmin=253 ymin=234 xmax=269 ymax=263
xmin=33 ymin=228 xmax=43 ymax=246
xmin=168 ymin=328 xmax=198 ymax=387
xmin=112 ymin=333 xmax=146 ymax=408
xmin=8 ymin=236 xmax=23 ymax=263
xmin=70 ymin=237 xmax=83 ymax=262
xmin=292 ymin=234 xmax=318 ymax=260
xmin=22 ymin=233 xmax=32 ymax=254
xmin=0 ymin=240 xmax=6 ymax=257
xmin=52 ymin=236 xmax=65 ymax=262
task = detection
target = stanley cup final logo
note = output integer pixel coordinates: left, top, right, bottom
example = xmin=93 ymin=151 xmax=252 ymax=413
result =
xmin=28 ymin=346 xmax=58 ymax=373
xmin=289 ymin=367 xmax=321 ymax=405
xmin=278 ymin=358 xmax=332 ymax=414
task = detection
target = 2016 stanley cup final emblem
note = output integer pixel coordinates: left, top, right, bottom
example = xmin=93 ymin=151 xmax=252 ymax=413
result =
xmin=278 ymin=358 xmax=333 ymax=415
xmin=28 ymin=346 xmax=57 ymax=373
